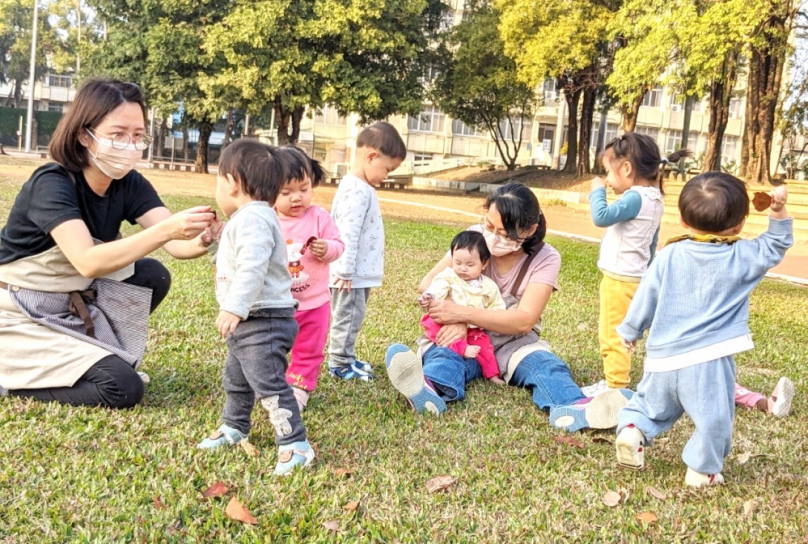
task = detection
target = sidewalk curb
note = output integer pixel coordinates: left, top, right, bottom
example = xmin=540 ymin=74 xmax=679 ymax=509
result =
xmin=378 ymin=197 xmax=808 ymax=288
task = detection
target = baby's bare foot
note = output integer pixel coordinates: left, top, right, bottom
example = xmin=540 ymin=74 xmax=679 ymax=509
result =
xmin=464 ymin=345 xmax=481 ymax=358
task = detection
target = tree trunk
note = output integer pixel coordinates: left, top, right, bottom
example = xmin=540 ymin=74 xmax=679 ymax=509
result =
xmin=577 ymin=87 xmax=597 ymax=176
xmin=740 ymin=15 xmax=788 ymax=184
xmin=155 ymin=118 xmax=167 ymax=160
xmin=195 ymin=121 xmax=212 ymax=174
xmin=275 ymin=96 xmax=305 ymax=145
xmin=561 ymin=86 xmax=581 ymax=174
xmin=703 ymin=53 xmax=738 ymax=172
xmin=182 ymin=126 xmax=190 ymax=161
xmin=222 ymin=108 xmax=234 ymax=149
xmin=679 ymin=96 xmax=694 ymax=176
xmin=620 ymin=92 xmax=644 ymax=132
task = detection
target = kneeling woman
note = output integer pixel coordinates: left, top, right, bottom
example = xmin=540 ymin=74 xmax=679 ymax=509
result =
xmin=0 ymin=78 xmax=217 ymax=408
xmin=386 ymin=183 xmax=632 ymax=431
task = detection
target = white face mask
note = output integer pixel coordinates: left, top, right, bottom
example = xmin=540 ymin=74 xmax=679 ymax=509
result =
xmin=86 ymin=130 xmax=145 ymax=179
xmin=482 ymin=227 xmax=523 ymax=256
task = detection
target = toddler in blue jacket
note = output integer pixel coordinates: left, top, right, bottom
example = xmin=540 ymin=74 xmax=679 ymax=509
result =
xmin=614 ymin=172 xmax=792 ymax=488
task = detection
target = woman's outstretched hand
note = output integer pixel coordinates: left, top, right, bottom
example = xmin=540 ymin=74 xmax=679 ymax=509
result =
xmin=164 ymin=206 xmax=215 ymax=241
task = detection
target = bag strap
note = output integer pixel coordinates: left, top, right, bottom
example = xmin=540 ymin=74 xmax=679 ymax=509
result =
xmin=509 ymin=243 xmax=543 ymax=297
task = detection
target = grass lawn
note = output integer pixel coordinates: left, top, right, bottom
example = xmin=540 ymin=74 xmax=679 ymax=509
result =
xmin=0 ymin=175 xmax=807 ymax=542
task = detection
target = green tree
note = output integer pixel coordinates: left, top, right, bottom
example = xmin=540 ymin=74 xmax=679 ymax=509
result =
xmin=431 ymin=0 xmax=538 ymax=171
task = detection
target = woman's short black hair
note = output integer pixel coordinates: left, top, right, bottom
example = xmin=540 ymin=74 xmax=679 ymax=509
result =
xmin=219 ymin=139 xmax=288 ymax=204
xmin=678 ymin=172 xmax=750 ymax=233
xmin=280 ymin=145 xmax=326 ymax=187
xmin=483 ymin=183 xmax=546 ymax=255
xmin=49 ymin=78 xmax=147 ymax=172
xmin=451 ymin=230 xmax=490 ymax=262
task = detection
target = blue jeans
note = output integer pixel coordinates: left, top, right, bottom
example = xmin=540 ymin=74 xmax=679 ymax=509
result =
xmin=422 ymin=345 xmax=586 ymax=410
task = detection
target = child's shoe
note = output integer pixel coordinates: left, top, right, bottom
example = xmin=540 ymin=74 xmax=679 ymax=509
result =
xmin=769 ymin=377 xmax=795 ymax=418
xmin=329 ymin=359 xmax=376 ymax=381
xmin=197 ymin=424 xmax=248 ymax=450
xmin=274 ymin=440 xmax=315 ymax=476
xmin=549 ymin=388 xmax=633 ymax=432
xmin=615 ymin=425 xmax=645 ymax=469
xmin=292 ymin=387 xmax=310 ymax=413
xmin=684 ymin=467 xmax=724 ymax=488
xmin=385 ymin=344 xmax=446 ymax=416
xmin=581 ymin=379 xmax=611 ymax=398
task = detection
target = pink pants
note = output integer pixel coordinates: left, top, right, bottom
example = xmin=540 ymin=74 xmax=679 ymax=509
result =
xmin=421 ymin=315 xmax=500 ymax=379
xmin=734 ymin=382 xmax=766 ymax=409
xmin=286 ymin=302 xmax=331 ymax=392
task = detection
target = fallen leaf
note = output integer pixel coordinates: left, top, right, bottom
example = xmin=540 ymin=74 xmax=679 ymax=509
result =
xmin=577 ymin=322 xmax=589 ymax=331
xmin=752 ymin=192 xmax=772 ymax=212
xmin=335 ymin=468 xmax=353 ymax=477
xmin=737 ymin=452 xmax=751 ymax=465
xmin=225 ymin=497 xmax=258 ymax=525
xmin=323 ymin=520 xmax=340 ymax=532
xmin=635 ymin=512 xmax=658 ymax=525
xmin=743 ymin=499 xmax=758 ymax=519
xmin=426 ymin=475 xmax=457 ymax=493
xmin=201 ymin=482 xmax=228 ymax=498
xmin=240 ymin=441 xmax=260 ymax=457
xmin=592 ymin=436 xmax=614 ymax=445
xmin=153 ymin=496 xmax=164 ymax=510
xmin=646 ymin=486 xmax=667 ymax=501
xmin=602 ymin=490 xmax=623 ymax=507
xmin=552 ymin=435 xmax=584 ymax=448
xmin=343 ymin=500 xmax=360 ymax=512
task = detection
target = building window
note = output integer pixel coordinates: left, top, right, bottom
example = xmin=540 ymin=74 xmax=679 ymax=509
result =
xmin=48 ymin=75 xmax=71 ymax=88
xmin=635 ymin=125 xmax=660 ymax=143
xmin=665 ymin=130 xmax=683 ymax=153
xmin=413 ymin=153 xmax=433 ymax=161
xmin=687 ymin=132 xmax=698 ymax=152
xmin=498 ymin=117 xmax=532 ymax=141
xmin=408 ymin=105 xmax=445 ymax=133
xmin=538 ymin=123 xmax=555 ymax=153
xmin=313 ymin=106 xmax=346 ymax=126
xmin=722 ymin=135 xmax=739 ymax=162
xmin=641 ymin=86 xmax=663 ymax=108
xmin=728 ymin=98 xmax=742 ymax=119
xmin=47 ymin=102 xmax=64 ymax=113
xmin=451 ymin=119 xmax=485 ymax=137
xmin=591 ymin=122 xmax=620 ymax=147
xmin=543 ymin=79 xmax=558 ymax=103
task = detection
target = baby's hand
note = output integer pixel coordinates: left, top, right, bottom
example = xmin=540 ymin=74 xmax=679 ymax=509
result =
xmin=464 ymin=345 xmax=481 ymax=359
xmin=216 ymin=310 xmax=241 ymax=338
xmin=489 ymin=376 xmax=506 ymax=385
xmin=621 ymin=337 xmax=636 ymax=353
xmin=418 ymin=293 xmax=435 ymax=310
xmin=309 ymin=239 xmax=328 ymax=259
xmin=770 ymin=185 xmax=788 ymax=212
xmin=591 ymin=177 xmax=607 ymax=191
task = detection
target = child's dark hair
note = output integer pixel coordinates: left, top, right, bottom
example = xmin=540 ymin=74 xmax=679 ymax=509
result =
xmin=280 ymin=145 xmax=326 ymax=187
xmin=219 ymin=139 xmax=288 ymax=205
xmin=356 ymin=121 xmax=407 ymax=160
xmin=451 ymin=230 xmax=491 ymax=263
xmin=484 ymin=183 xmax=546 ymax=256
xmin=601 ymin=133 xmax=691 ymax=195
xmin=678 ymin=172 xmax=749 ymax=233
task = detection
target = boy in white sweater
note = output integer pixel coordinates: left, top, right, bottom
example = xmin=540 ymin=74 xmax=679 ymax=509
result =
xmin=328 ymin=122 xmax=406 ymax=380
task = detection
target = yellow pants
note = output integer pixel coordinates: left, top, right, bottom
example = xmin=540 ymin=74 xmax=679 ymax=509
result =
xmin=599 ymin=274 xmax=640 ymax=388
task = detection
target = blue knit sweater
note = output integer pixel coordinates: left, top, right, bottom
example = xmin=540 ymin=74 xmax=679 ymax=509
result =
xmin=617 ymin=218 xmax=793 ymax=364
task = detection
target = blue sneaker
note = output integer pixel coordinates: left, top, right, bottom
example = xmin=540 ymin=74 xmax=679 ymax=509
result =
xmin=385 ymin=344 xmax=446 ymax=416
xmin=549 ymin=389 xmax=633 ymax=432
xmin=274 ymin=440 xmax=315 ymax=476
xmin=329 ymin=359 xmax=376 ymax=381
xmin=197 ymin=424 xmax=248 ymax=449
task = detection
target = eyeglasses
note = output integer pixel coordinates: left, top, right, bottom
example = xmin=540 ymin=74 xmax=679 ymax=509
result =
xmin=87 ymin=128 xmax=152 ymax=151
xmin=480 ymin=220 xmax=529 ymax=243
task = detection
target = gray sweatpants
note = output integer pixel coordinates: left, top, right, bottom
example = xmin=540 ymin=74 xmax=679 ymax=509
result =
xmin=221 ymin=308 xmax=306 ymax=445
xmin=328 ymin=287 xmax=371 ymax=367
xmin=617 ymin=356 xmax=736 ymax=475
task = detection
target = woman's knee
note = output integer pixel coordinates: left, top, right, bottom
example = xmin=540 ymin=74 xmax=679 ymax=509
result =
xmin=126 ymin=258 xmax=172 ymax=312
xmin=93 ymin=355 xmax=145 ymax=408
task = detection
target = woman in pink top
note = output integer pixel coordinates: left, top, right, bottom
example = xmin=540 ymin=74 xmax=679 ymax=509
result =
xmin=276 ymin=147 xmax=345 ymax=411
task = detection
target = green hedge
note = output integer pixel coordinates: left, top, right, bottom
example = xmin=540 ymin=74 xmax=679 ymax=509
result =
xmin=0 ymin=107 xmax=64 ymax=147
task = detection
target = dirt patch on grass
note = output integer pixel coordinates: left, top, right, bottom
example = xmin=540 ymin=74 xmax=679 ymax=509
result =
xmin=431 ymin=165 xmax=591 ymax=192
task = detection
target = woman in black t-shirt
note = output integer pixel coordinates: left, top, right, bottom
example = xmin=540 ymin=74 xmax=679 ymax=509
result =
xmin=0 ymin=78 xmax=218 ymax=408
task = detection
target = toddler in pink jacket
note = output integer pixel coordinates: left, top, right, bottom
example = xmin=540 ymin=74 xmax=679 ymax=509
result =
xmin=276 ymin=147 xmax=345 ymax=411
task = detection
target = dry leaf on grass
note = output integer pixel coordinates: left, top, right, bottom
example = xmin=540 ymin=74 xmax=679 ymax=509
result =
xmin=343 ymin=500 xmax=360 ymax=512
xmin=743 ymin=499 xmax=758 ymax=519
xmin=646 ymin=486 xmax=667 ymax=501
xmin=752 ymin=192 xmax=772 ymax=212
xmin=153 ymin=497 xmax=164 ymax=510
xmin=737 ymin=452 xmax=751 ymax=465
xmin=592 ymin=436 xmax=614 ymax=445
xmin=602 ymin=490 xmax=624 ymax=507
xmin=426 ymin=475 xmax=457 ymax=493
xmin=635 ymin=512 xmax=658 ymax=525
xmin=335 ymin=468 xmax=354 ymax=477
xmin=577 ymin=322 xmax=589 ymax=331
xmin=324 ymin=520 xmax=340 ymax=532
xmin=225 ymin=497 xmax=258 ymax=525
xmin=552 ymin=436 xmax=584 ymax=448
xmin=201 ymin=482 xmax=228 ymax=498
xmin=240 ymin=441 xmax=260 ymax=457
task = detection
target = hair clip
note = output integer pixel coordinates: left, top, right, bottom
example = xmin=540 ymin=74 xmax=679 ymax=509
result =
xmin=660 ymin=158 xmax=669 ymax=165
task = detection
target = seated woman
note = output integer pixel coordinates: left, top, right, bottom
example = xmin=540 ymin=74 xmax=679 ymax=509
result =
xmin=0 ymin=78 xmax=218 ymax=408
xmin=385 ymin=183 xmax=631 ymax=432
